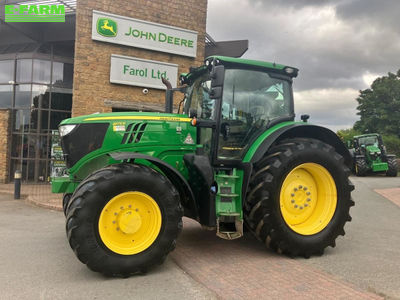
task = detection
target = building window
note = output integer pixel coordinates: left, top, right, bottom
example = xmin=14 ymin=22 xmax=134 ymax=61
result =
xmin=0 ymin=60 xmax=14 ymax=83
xmin=0 ymin=85 xmax=13 ymax=108
xmin=0 ymin=50 xmax=73 ymax=182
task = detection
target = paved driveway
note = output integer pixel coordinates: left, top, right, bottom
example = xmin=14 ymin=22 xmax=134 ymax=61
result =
xmin=0 ymin=194 xmax=216 ymax=300
xmin=301 ymin=176 xmax=400 ymax=299
xmin=1 ymin=175 xmax=399 ymax=299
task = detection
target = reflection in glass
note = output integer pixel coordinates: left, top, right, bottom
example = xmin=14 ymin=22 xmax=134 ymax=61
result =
xmin=15 ymin=84 xmax=31 ymax=108
xmin=27 ymin=135 xmax=37 ymax=158
xmin=38 ymin=160 xmax=48 ymax=181
xmin=53 ymin=62 xmax=73 ymax=88
xmin=41 ymin=110 xmax=50 ymax=133
xmin=0 ymin=85 xmax=13 ymax=108
xmin=13 ymin=109 xmax=30 ymax=132
xmin=30 ymin=109 xmax=38 ymax=132
xmin=50 ymin=111 xmax=71 ymax=129
xmin=11 ymin=134 xmax=29 ymax=158
xmin=16 ymin=59 xmax=32 ymax=83
xmin=33 ymin=60 xmax=51 ymax=84
xmin=27 ymin=135 xmax=49 ymax=159
xmin=0 ymin=60 xmax=14 ymax=83
xmin=32 ymin=85 xmax=50 ymax=108
xmin=51 ymin=90 xmax=72 ymax=110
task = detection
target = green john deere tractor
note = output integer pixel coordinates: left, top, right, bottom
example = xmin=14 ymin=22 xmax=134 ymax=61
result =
xmin=350 ymin=133 xmax=398 ymax=177
xmin=52 ymin=56 xmax=355 ymax=277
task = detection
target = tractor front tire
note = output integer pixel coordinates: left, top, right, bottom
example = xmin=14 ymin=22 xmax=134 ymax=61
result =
xmin=244 ymin=138 xmax=354 ymax=257
xmin=62 ymin=193 xmax=72 ymax=217
xmin=66 ymin=163 xmax=183 ymax=277
xmin=355 ymin=159 xmax=368 ymax=177
xmin=386 ymin=157 xmax=398 ymax=177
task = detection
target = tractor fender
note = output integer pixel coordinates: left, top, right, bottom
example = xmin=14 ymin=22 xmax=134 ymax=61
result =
xmin=250 ymin=123 xmax=352 ymax=168
xmin=109 ymin=152 xmax=198 ymax=220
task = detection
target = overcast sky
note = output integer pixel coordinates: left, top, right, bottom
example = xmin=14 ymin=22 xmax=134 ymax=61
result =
xmin=206 ymin=0 xmax=400 ymax=132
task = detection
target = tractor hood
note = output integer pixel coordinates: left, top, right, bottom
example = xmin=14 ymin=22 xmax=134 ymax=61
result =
xmin=366 ymin=145 xmax=381 ymax=154
xmin=58 ymin=112 xmax=196 ymax=170
xmin=59 ymin=111 xmax=192 ymax=125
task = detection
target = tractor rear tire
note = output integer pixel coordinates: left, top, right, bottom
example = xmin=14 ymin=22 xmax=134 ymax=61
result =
xmin=355 ymin=159 xmax=368 ymax=177
xmin=386 ymin=157 xmax=398 ymax=177
xmin=244 ymin=138 xmax=354 ymax=257
xmin=66 ymin=163 xmax=183 ymax=277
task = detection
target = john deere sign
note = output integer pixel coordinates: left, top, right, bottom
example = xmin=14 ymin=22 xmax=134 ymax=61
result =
xmin=97 ymin=18 xmax=118 ymax=37
xmin=110 ymin=54 xmax=178 ymax=90
xmin=92 ymin=10 xmax=197 ymax=57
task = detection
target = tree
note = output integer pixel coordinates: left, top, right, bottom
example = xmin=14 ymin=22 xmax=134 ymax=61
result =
xmin=354 ymin=70 xmax=400 ymax=137
xmin=337 ymin=128 xmax=361 ymax=146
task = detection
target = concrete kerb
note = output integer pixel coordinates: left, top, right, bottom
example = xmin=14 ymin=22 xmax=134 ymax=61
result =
xmin=0 ymin=184 xmax=62 ymax=212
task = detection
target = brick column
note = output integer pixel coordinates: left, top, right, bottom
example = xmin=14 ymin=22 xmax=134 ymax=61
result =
xmin=0 ymin=109 xmax=11 ymax=183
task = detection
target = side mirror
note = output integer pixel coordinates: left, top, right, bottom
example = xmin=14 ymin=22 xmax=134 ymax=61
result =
xmin=209 ymin=65 xmax=224 ymax=99
xmin=209 ymin=86 xmax=223 ymax=99
xmin=210 ymin=65 xmax=225 ymax=88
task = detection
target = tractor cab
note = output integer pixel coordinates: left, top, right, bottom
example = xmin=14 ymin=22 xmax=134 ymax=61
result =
xmin=179 ymin=56 xmax=297 ymax=165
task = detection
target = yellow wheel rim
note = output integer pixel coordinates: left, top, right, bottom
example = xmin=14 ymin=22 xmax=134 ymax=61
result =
xmin=98 ymin=191 xmax=162 ymax=255
xmin=279 ymin=163 xmax=337 ymax=235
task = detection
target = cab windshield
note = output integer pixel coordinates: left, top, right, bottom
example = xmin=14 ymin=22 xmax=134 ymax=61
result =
xmin=358 ymin=136 xmax=378 ymax=147
xmin=184 ymin=68 xmax=293 ymax=159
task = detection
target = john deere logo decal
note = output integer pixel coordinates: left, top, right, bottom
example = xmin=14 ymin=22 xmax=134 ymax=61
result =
xmin=97 ymin=18 xmax=117 ymax=37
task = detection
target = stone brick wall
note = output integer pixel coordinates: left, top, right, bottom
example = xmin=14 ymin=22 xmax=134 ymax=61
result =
xmin=72 ymin=0 xmax=208 ymax=116
xmin=0 ymin=109 xmax=11 ymax=183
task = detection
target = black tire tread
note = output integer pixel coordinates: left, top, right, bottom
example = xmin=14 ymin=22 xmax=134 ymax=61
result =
xmin=355 ymin=159 xmax=368 ymax=176
xmin=386 ymin=157 xmax=398 ymax=177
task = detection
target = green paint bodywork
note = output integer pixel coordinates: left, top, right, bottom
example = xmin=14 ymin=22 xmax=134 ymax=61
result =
xmin=52 ymin=112 xmax=197 ymax=193
xmin=243 ymin=121 xmax=299 ymax=162
xmin=215 ymin=169 xmax=244 ymax=219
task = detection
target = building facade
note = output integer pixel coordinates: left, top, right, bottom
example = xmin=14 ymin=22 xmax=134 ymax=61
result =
xmin=0 ymin=0 xmax=247 ymax=182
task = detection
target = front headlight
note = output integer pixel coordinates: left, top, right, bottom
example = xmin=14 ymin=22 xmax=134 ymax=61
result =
xmin=59 ymin=124 xmax=77 ymax=137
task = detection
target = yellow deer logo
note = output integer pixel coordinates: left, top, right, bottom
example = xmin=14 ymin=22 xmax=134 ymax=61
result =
xmin=101 ymin=20 xmax=116 ymax=35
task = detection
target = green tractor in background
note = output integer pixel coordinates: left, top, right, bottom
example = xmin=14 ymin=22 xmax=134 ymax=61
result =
xmin=52 ymin=56 xmax=355 ymax=277
xmin=350 ymin=133 xmax=398 ymax=177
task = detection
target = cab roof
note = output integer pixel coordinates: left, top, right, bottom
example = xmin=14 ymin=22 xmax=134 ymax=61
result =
xmin=180 ymin=55 xmax=298 ymax=84
xmin=354 ymin=133 xmax=380 ymax=139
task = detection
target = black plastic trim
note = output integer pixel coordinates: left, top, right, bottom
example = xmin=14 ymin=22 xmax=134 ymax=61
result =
xmin=183 ymin=154 xmax=216 ymax=226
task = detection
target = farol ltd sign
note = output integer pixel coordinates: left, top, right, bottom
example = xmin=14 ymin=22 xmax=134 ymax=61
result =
xmin=92 ymin=10 xmax=197 ymax=57
xmin=110 ymin=54 xmax=178 ymax=90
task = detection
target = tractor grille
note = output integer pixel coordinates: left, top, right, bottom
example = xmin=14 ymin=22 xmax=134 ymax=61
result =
xmin=121 ymin=123 xmax=147 ymax=144
xmin=61 ymin=123 xmax=109 ymax=168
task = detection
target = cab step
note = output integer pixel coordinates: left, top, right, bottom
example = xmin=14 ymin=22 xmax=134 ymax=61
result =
xmin=216 ymin=214 xmax=243 ymax=240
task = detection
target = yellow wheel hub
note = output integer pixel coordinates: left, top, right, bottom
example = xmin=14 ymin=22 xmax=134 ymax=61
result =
xmin=280 ymin=163 xmax=337 ymax=235
xmin=98 ymin=191 xmax=162 ymax=255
